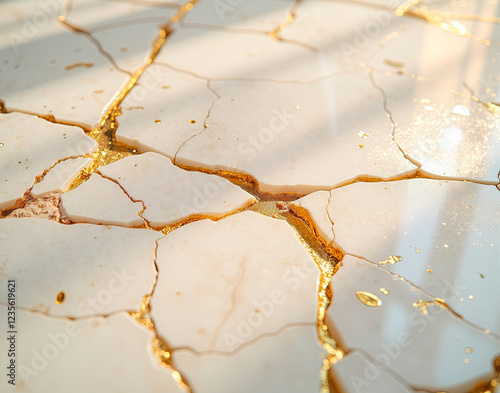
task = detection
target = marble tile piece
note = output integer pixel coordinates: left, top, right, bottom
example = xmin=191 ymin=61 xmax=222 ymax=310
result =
xmin=0 ymin=218 xmax=160 ymax=317
xmin=0 ymin=112 xmax=97 ymax=210
xmin=326 ymin=255 xmax=500 ymax=392
xmin=0 ymin=310 xmax=183 ymax=393
xmin=367 ymin=12 xmax=500 ymax=103
xmin=372 ymin=72 xmax=500 ymax=182
xmin=60 ymin=173 xmax=144 ymax=226
xmin=175 ymin=73 xmax=416 ymax=193
xmin=293 ymin=180 xmax=500 ymax=335
xmin=115 ymin=63 xmax=217 ymax=157
xmin=0 ymin=0 xmax=128 ymax=127
xmin=173 ymin=326 xmax=325 ymax=393
xmin=99 ymin=152 xmax=256 ymax=227
xmin=330 ymin=350 xmax=416 ymax=393
xmin=64 ymin=0 xmax=176 ymax=72
xmin=182 ymin=0 xmax=295 ymax=32
xmin=151 ymin=211 xmax=319 ymax=352
xmin=31 ymin=157 xmax=93 ymax=197
xmin=156 ymin=25 xmax=329 ymax=81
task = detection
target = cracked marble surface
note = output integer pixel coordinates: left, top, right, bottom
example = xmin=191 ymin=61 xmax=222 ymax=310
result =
xmin=0 ymin=0 xmax=499 ymax=392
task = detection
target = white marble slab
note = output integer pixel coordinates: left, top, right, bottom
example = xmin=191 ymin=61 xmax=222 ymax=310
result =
xmin=326 ymin=255 xmax=500 ymax=392
xmin=1 ymin=310 xmax=183 ymax=393
xmin=0 ymin=218 xmax=160 ymax=317
xmin=151 ymin=211 xmax=319 ymax=352
xmin=173 ymin=325 xmax=325 ymax=393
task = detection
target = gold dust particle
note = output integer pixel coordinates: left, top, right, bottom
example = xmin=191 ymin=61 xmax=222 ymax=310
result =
xmin=465 ymin=347 xmax=473 ymax=353
xmin=358 ymin=131 xmax=370 ymax=138
xmin=380 ymin=288 xmax=389 ymax=295
xmin=427 ymin=268 xmax=433 ymax=273
xmin=464 ymin=358 xmax=469 ymax=363
xmin=416 ymin=249 xmax=421 ymax=253
xmin=358 ymin=144 xmax=365 ymax=148
xmin=155 ymin=119 xmax=161 ymax=123
xmin=356 ymin=291 xmax=382 ymax=308
xmin=0 ymin=143 xmax=3 ymax=147
xmin=189 ymin=119 xmax=196 ymax=124
xmin=469 ymin=295 xmax=474 ymax=300
xmin=378 ymin=255 xmax=402 ymax=265
xmin=55 ymin=291 xmax=65 ymax=304
xmin=295 ymin=105 xmax=300 ymax=109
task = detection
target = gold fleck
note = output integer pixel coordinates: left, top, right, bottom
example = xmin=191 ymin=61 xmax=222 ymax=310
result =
xmin=55 ymin=291 xmax=65 ymax=305
xmin=0 ymin=143 xmax=3 ymax=147
xmin=464 ymin=358 xmax=469 ymax=363
xmin=155 ymin=119 xmax=161 ymax=123
xmin=378 ymin=255 xmax=402 ymax=265
xmin=427 ymin=268 xmax=433 ymax=273
xmin=380 ymin=288 xmax=389 ymax=295
xmin=465 ymin=347 xmax=473 ymax=354
xmin=356 ymin=291 xmax=382 ymax=307
xmin=358 ymin=144 xmax=365 ymax=148
xmin=189 ymin=119 xmax=196 ymax=124
xmin=469 ymin=295 xmax=474 ymax=300
xmin=358 ymin=131 xmax=370 ymax=138
xmin=65 ymin=62 xmax=94 ymax=70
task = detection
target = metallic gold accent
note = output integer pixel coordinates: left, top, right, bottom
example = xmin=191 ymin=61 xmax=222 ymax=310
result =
xmin=378 ymin=255 xmax=402 ymax=265
xmin=355 ymin=291 xmax=382 ymax=308
xmin=55 ymin=291 xmax=65 ymax=305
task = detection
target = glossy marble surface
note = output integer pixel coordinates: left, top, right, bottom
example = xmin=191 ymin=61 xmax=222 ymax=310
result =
xmin=0 ymin=0 xmax=499 ymax=392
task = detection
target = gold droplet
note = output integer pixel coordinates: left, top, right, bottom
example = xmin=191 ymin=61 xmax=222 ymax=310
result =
xmin=380 ymin=288 xmax=389 ymax=295
xmin=0 ymin=142 xmax=4 ymax=147
xmin=469 ymin=295 xmax=474 ymax=300
xmin=378 ymin=255 xmax=402 ymax=265
xmin=356 ymin=291 xmax=382 ymax=307
xmin=427 ymin=268 xmax=433 ymax=273
xmin=55 ymin=291 xmax=65 ymax=305
xmin=154 ymin=119 xmax=161 ymax=123
xmin=465 ymin=347 xmax=473 ymax=354
xmin=358 ymin=144 xmax=365 ymax=148
xmin=190 ymin=119 xmax=196 ymax=124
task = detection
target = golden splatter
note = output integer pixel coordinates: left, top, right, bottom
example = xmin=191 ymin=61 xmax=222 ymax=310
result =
xmin=358 ymin=144 xmax=365 ymax=148
xmin=155 ymin=119 xmax=162 ymax=123
xmin=412 ymin=297 xmax=450 ymax=315
xmin=378 ymin=255 xmax=402 ymax=265
xmin=189 ymin=119 xmax=196 ymax=124
xmin=358 ymin=131 xmax=370 ymax=138
xmin=380 ymin=288 xmax=389 ymax=295
xmin=65 ymin=62 xmax=94 ymax=70
xmin=356 ymin=291 xmax=382 ymax=307
xmin=55 ymin=291 xmax=65 ymax=305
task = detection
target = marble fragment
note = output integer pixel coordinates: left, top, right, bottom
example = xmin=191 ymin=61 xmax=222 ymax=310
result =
xmin=60 ymin=173 xmax=144 ymax=226
xmin=0 ymin=112 xmax=97 ymax=210
xmin=0 ymin=218 xmax=160 ymax=317
xmin=326 ymin=255 xmax=500 ymax=392
xmin=151 ymin=211 xmax=319 ymax=352
xmin=173 ymin=326 xmax=325 ymax=393
xmin=99 ymin=152 xmax=256 ymax=226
